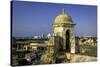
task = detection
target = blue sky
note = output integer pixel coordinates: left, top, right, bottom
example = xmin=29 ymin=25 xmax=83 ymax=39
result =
xmin=12 ymin=1 xmax=97 ymax=37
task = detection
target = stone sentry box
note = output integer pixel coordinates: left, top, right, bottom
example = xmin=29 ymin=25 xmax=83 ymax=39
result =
xmin=53 ymin=9 xmax=76 ymax=53
xmin=41 ymin=9 xmax=76 ymax=64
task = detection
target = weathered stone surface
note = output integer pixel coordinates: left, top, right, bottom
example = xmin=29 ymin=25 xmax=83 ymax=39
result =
xmin=40 ymin=46 xmax=56 ymax=64
xmin=70 ymin=54 xmax=97 ymax=62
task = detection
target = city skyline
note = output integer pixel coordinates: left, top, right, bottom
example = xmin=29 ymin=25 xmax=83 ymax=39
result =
xmin=12 ymin=1 xmax=97 ymax=37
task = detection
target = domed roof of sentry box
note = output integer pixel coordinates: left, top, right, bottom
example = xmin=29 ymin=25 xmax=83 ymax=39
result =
xmin=54 ymin=8 xmax=73 ymax=24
